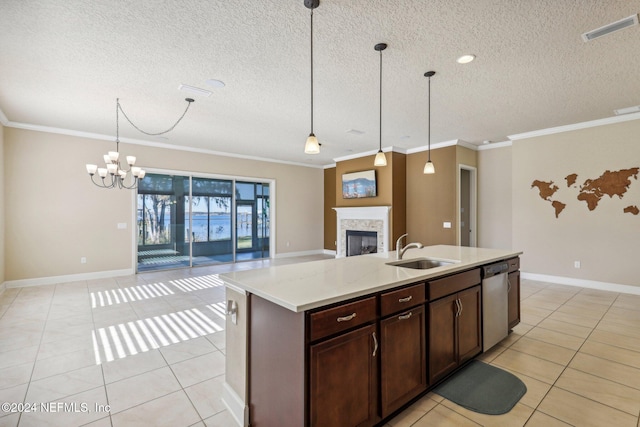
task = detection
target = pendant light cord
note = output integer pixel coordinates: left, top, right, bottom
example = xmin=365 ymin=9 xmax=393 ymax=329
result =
xmin=117 ymin=98 xmax=194 ymax=138
xmin=310 ymin=8 xmax=314 ymax=134
xmin=379 ymin=48 xmax=382 ymax=152
xmin=427 ymin=76 xmax=431 ymax=161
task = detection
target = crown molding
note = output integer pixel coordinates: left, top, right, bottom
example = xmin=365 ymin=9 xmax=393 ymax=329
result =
xmin=0 ymin=108 xmax=8 ymax=126
xmin=3 ymin=119 xmax=326 ymax=169
xmin=477 ymin=140 xmax=512 ymax=150
xmin=509 ymin=112 xmax=640 ymax=140
xmin=405 ymin=139 xmax=461 ymax=154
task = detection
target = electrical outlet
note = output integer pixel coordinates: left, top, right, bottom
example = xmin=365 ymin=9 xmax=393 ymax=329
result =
xmin=81 ymin=257 xmax=87 ymax=264
xmin=574 ymin=261 xmax=581 ymax=269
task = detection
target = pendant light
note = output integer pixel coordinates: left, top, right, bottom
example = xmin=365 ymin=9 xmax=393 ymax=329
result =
xmin=423 ymin=71 xmax=436 ymax=174
xmin=304 ymin=0 xmax=320 ymax=154
xmin=373 ymin=43 xmax=388 ymax=167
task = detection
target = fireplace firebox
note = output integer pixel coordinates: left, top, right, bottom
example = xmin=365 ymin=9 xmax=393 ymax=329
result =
xmin=346 ymin=230 xmax=378 ymax=257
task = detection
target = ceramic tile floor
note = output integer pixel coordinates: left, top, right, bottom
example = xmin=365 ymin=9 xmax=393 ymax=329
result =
xmin=1 ymin=257 xmax=639 ymax=427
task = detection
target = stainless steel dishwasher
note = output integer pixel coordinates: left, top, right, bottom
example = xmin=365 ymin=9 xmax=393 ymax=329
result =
xmin=482 ymin=261 xmax=509 ymax=352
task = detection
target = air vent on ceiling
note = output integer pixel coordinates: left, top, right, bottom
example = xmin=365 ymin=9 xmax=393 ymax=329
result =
xmin=582 ymin=14 xmax=639 ymax=42
xmin=178 ymin=84 xmax=212 ymax=97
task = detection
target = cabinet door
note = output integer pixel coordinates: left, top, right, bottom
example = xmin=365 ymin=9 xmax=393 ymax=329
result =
xmin=429 ymin=294 xmax=458 ymax=384
xmin=508 ymin=271 xmax=521 ymax=329
xmin=309 ymin=323 xmax=379 ymax=427
xmin=380 ymin=305 xmax=427 ymax=418
xmin=457 ymin=285 xmax=482 ymax=363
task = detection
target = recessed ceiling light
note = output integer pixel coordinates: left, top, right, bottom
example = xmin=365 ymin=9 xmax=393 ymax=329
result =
xmin=457 ymin=54 xmax=476 ymax=64
xmin=206 ymin=79 xmax=226 ymax=88
xmin=346 ymin=129 xmax=365 ymax=135
xmin=178 ymin=84 xmax=212 ymax=97
xmin=400 ymin=135 xmax=411 ymax=140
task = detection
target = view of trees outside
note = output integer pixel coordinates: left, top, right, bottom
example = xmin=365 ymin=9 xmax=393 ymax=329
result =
xmin=138 ymin=194 xmax=173 ymax=245
xmin=137 ymin=174 xmax=270 ymax=255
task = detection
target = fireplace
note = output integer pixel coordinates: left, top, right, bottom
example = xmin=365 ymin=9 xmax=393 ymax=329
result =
xmin=333 ymin=206 xmax=391 ymax=258
xmin=346 ymin=230 xmax=378 ymax=257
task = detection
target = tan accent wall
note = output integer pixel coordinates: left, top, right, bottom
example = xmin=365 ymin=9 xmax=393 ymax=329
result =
xmin=4 ymin=127 xmax=324 ymax=281
xmin=0 ymin=124 xmax=5 ymax=284
xmin=512 ymin=119 xmax=640 ymax=287
xmin=335 ymin=154 xmax=393 ymax=207
xmin=323 ymin=167 xmax=336 ymax=251
xmin=391 ymin=152 xmax=406 ymax=243
xmin=331 ymin=152 xmax=407 ymax=246
xmin=477 ymin=145 xmax=513 ymax=250
xmin=406 ymin=146 xmax=457 ymax=245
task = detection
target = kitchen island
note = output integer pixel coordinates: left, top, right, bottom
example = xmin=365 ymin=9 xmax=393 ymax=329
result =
xmin=221 ymin=245 xmax=522 ymax=427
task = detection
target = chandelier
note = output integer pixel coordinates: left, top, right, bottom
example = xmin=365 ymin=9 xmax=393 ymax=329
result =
xmin=86 ymin=97 xmax=194 ymax=189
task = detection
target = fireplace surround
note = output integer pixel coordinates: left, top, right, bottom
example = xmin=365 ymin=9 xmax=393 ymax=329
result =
xmin=333 ymin=206 xmax=391 ymax=258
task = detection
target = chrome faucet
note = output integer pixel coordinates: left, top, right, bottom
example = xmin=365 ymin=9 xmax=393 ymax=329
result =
xmin=396 ymin=233 xmax=423 ymax=260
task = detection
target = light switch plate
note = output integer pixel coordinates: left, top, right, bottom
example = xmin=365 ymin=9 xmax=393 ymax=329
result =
xmin=117 ymin=223 xmax=127 ymax=229
xmin=443 ymin=222 xmax=452 ymax=229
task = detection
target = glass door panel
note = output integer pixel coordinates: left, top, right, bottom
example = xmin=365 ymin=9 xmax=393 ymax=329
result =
xmin=236 ymin=203 xmax=254 ymax=257
xmin=137 ymin=174 xmax=270 ymax=272
xmin=137 ymin=173 xmax=189 ymax=272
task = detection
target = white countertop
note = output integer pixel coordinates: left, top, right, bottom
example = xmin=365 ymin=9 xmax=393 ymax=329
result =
xmin=221 ymin=245 xmax=522 ymax=312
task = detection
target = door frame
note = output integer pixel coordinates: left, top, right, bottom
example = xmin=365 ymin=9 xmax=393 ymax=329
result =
xmin=457 ymin=164 xmax=477 ymax=247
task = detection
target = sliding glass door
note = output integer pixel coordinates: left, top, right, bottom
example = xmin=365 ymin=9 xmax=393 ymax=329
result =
xmin=137 ymin=173 xmax=271 ymax=272
xmin=137 ymin=174 xmax=190 ymax=271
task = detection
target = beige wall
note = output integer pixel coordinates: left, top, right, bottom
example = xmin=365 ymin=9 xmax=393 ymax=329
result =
xmin=512 ymin=119 xmax=640 ymax=287
xmin=0 ymin=124 xmax=5 ymax=284
xmin=4 ymin=127 xmax=324 ymax=282
xmin=477 ymin=145 xmax=513 ymax=250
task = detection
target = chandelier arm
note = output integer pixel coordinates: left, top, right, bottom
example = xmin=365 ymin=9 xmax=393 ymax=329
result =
xmin=117 ymin=98 xmax=194 ymax=136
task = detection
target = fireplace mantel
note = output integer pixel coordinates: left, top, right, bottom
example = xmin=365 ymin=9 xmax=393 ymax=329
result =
xmin=333 ymin=206 xmax=391 ymax=258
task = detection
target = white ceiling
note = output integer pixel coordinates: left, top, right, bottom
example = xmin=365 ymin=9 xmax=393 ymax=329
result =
xmin=1 ymin=0 xmax=639 ymax=167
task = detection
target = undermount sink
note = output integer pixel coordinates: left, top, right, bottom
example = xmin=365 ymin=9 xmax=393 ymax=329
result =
xmin=386 ymin=258 xmax=454 ymax=270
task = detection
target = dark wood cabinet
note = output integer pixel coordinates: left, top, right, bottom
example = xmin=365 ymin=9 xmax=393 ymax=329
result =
xmin=309 ymin=323 xmax=379 ymax=427
xmin=428 ymin=284 xmax=481 ymax=384
xmin=246 ymin=260 xmax=516 ymax=427
xmin=457 ymin=285 xmax=482 ymax=362
xmin=507 ymin=257 xmax=521 ymax=330
xmin=380 ymin=304 xmax=427 ymax=418
xmin=508 ymin=270 xmax=521 ymax=329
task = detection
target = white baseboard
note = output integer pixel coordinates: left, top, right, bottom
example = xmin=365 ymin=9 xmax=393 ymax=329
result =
xmin=5 ymin=268 xmax=135 ymax=289
xmin=521 ymin=272 xmax=640 ymax=296
xmin=0 ymin=282 xmax=6 ymax=296
xmin=323 ymin=249 xmax=337 ymax=256
xmin=274 ymin=249 xmax=328 ymax=259
xmin=221 ymin=382 xmax=249 ymax=427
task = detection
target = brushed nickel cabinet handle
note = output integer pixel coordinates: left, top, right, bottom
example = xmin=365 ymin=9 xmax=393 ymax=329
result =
xmin=337 ymin=313 xmax=357 ymax=322
xmin=398 ymin=295 xmax=413 ymax=303
xmin=455 ymin=299 xmax=461 ymax=317
xmin=398 ymin=311 xmax=413 ymax=321
xmin=372 ymin=332 xmax=378 ymax=357
xmin=458 ymin=299 xmax=463 ymax=316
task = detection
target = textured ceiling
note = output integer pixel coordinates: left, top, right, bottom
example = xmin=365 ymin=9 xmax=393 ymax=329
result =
xmin=1 ymin=0 xmax=639 ymax=167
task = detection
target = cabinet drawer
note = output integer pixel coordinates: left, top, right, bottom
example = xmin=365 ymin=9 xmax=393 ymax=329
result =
xmin=428 ymin=268 xmax=481 ymax=301
xmin=507 ymin=257 xmax=520 ymax=273
xmin=309 ymin=296 xmax=377 ymax=341
xmin=380 ymin=283 xmax=425 ymax=317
